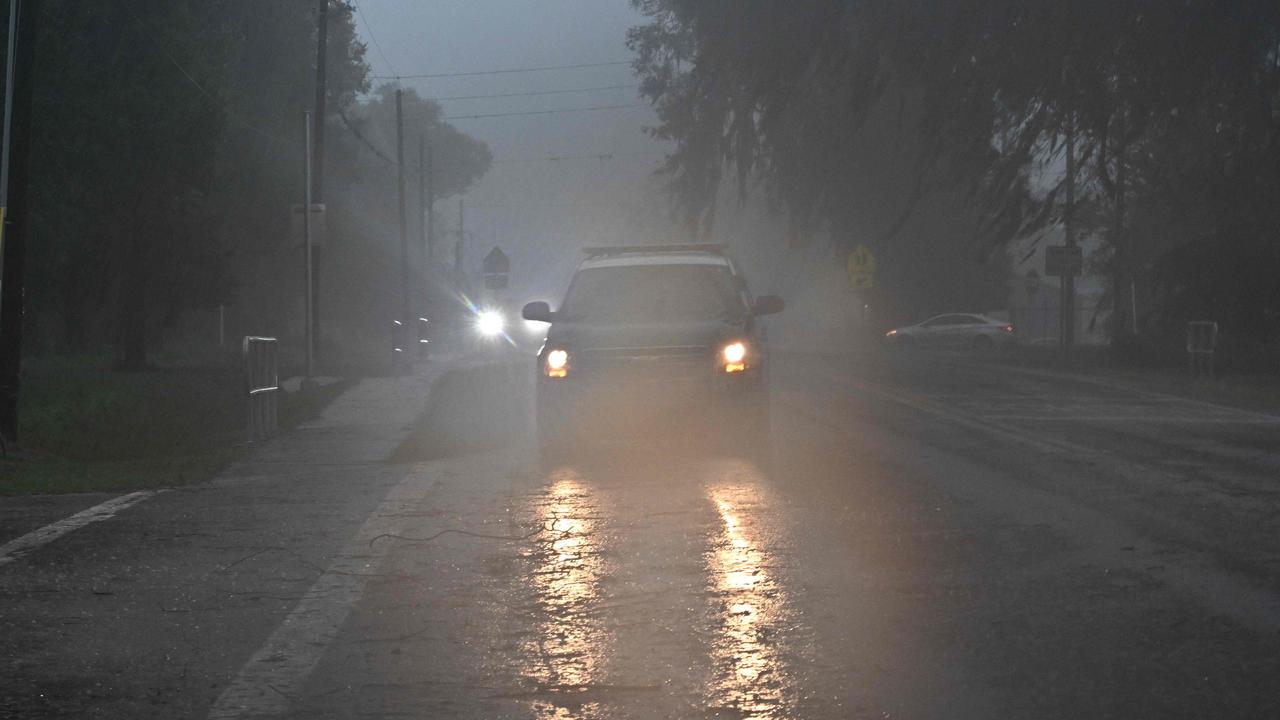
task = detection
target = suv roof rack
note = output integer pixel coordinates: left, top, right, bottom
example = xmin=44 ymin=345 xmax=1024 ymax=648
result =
xmin=582 ymin=243 xmax=727 ymax=258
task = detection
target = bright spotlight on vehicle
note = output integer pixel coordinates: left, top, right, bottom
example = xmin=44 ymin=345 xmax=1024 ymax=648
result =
xmin=722 ymin=341 xmax=747 ymax=363
xmin=476 ymin=310 xmax=505 ymax=337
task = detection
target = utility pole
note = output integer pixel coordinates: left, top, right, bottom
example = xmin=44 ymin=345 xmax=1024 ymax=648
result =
xmin=455 ymin=196 xmax=465 ymax=280
xmin=1061 ymin=110 xmax=1076 ymax=357
xmin=417 ymin=135 xmax=426 ymax=285
xmin=395 ymin=89 xmax=410 ymax=343
xmin=0 ymin=0 xmax=38 ymax=442
xmin=303 ymin=111 xmax=315 ymax=379
xmin=310 ymin=0 xmax=327 ymax=357
xmin=425 ymin=132 xmax=434 ymax=267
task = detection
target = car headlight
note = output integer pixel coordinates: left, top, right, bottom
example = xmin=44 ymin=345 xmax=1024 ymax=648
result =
xmin=545 ymin=348 xmax=569 ymax=378
xmin=721 ymin=341 xmax=748 ymax=373
xmin=475 ymin=310 xmax=505 ymax=337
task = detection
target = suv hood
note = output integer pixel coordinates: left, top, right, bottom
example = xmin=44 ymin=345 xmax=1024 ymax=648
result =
xmin=546 ymin=318 xmax=742 ymax=352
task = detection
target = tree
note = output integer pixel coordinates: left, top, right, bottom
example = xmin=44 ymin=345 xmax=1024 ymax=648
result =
xmin=629 ymin=1 xmax=1280 ymax=343
xmin=26 ymin=1 xmax=232 ymax=368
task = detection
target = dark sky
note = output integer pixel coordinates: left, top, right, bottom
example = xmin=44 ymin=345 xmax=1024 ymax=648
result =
xmin=353 ymin=0 xmax=674 ymax=298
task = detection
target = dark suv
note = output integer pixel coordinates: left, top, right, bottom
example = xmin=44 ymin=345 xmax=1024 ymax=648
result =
xmin=521 ymin=244 xmax=784 ymax=463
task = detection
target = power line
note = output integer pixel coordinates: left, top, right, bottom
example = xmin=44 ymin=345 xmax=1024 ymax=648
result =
xmin=339 ymin=108 xmax=396 ymax=165
xmin=462 ymin=201 xmax=631 ymax=210
xmin=351 ymin=149 xmax=665 ymax=171
xmin=372 ymin=60 xmax=631 ymax=81
xmin=492 ymin=150 xmax=664 ymax=164
xmin=120 ymin=1 xmax=287 ymax=146
xmin=354 ymin=1 xmax=399 ymax=79
xmin=442 ymin=103 xmax=647 ymax=121
xmin=428 ymin=84 xmax=637 ymax=102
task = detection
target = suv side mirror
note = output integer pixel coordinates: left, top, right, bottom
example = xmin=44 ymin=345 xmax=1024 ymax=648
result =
xmin=522 ymin=301 xmax=553 ymax=323
xmin=752 ymin=295 xmax=784 ymax=316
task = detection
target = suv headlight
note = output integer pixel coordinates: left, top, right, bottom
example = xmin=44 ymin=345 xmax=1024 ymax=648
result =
xmin=545 ymin=348 xmax=569 ymax=378
xmin=720 ymin=341 xmax=748 ymax=373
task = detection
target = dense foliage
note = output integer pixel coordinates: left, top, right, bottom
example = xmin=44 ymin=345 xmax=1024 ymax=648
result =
xmin=14 ymin=1 xmax=491 ymax=367
xmin=629 ymin=1 xmax=1280 ymax=342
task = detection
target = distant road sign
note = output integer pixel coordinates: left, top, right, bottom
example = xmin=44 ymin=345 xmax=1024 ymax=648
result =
xmin=1045 ymin=245 xmax=1082 ymax=277
xmin=483 ymin=246 xmax=510 ymax=290
xmin=847 ymin=244 xmax=876 ymax=289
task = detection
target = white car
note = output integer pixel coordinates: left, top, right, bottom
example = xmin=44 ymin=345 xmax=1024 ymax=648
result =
xmin=885 ymin=313 xmax=1015 ymax=351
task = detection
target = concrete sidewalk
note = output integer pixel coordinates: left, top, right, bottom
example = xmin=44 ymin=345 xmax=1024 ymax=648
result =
xmin=0 ymin=361 xmax=452 ymax=719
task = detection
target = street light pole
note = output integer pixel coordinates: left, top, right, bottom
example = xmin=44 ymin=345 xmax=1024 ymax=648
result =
xmin=303 ymin=111 xmax=314 ymax=380
xmin=395 ymin=89 xmax=410 ymax=349
xmin=1061 ymin=110 xmax=1076 ymax=357
xmin=310 ymin=0 xmax=328 ymax=357
xmin=425 ymin=132 xmax=434 ymax=268
xmin=455 ymin=196 xmax=465 ymax=280
xmin=418 ymin=134 xmax=426 ymax=288
xmin=0 ymin=0 xmax=38 ymax=442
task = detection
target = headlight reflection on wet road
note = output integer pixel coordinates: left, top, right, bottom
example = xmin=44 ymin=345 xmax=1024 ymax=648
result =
xmin=706 ymin=481 xmax=797 ymax=719
xmin=522 ymin=472 xmax=611 ymax=717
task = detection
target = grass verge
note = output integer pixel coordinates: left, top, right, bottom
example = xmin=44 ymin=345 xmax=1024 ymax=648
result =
xmin=0 ymin=357 xmax=350 ymax=496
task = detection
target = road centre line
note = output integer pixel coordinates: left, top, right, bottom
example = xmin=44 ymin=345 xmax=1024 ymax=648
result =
xmin=207 ymin=469 xmax=438 ymax=719
xmin=0 ymin=490 xmax=163 ymax=568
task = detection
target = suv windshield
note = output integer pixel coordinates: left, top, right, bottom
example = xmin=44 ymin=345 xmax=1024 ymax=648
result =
xmin=560 ymin=263 xmax=743 ymax=323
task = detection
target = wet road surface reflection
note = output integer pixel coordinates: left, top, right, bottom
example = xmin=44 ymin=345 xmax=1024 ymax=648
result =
xmin=705 ymin=478 xmax=802 ymax=719
xmin=519 ymin=471 xmax=612 ymax=718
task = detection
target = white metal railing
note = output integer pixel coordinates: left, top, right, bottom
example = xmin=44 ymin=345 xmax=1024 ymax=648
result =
xmin=243 ymin=336 xmax=279 ymax=441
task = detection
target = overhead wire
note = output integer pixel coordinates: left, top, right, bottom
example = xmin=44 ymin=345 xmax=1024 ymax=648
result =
xmin=354 ymin=1 xmax=400 ymax=79
xmin=442 ymin=103 xmax=648 ymax=121
xmin=372 ymin=60 xmax=632 ymax=81
xmin=491 ymin=150 xmax=664 ymax=164
xmin=353 ymin=147 xmax=670 ymax=170
xmin=426 ymin=84 xmax=637 ymax=102
xmin=119 ymin=0 xmax=288 ymax=147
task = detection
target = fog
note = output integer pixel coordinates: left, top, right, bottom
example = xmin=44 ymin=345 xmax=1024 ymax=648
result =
xmin=354 ymin=0 xmax=676 ymax=303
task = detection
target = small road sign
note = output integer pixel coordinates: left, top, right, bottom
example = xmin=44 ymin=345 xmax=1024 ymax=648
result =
xmin=483 ymin=246 xmax=510 ymax=290
xmin=1045 ymin=244 xmax=1082 ymax=277
xmin=847 ymin=244 xmax=876 ymax=289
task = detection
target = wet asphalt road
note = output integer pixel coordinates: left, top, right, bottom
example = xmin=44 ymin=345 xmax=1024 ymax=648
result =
xmin=3 ymin=349 xmax=1280 ymax=718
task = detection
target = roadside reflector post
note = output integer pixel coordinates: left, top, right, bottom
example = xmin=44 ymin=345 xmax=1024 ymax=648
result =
xmin=417 ymin=317 xmax=430 ymax=359
xmin=243 ymin=336 xmax=280 ymax=441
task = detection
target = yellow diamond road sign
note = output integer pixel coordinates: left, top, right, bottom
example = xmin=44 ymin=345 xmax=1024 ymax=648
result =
xmin=847 ymin=244 xmax=875 ymax=289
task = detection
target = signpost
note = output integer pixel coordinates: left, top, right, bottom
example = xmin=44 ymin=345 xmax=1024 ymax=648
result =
xmin=846 ymin=244 xmax=876 ymax=289
xmin=1045 ymin=244 xmax=1082 ymax=277
xmin=290 ymin=203 xmax=327 ymax=248
xmin=483 ymin=246 xmax=510 ymax=290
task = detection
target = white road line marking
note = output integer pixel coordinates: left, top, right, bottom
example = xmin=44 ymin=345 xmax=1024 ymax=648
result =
xmin=0 ymin=490 xmax=161 ymax=568
xmin=207 ymin=470 xmax=437 ymax=719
